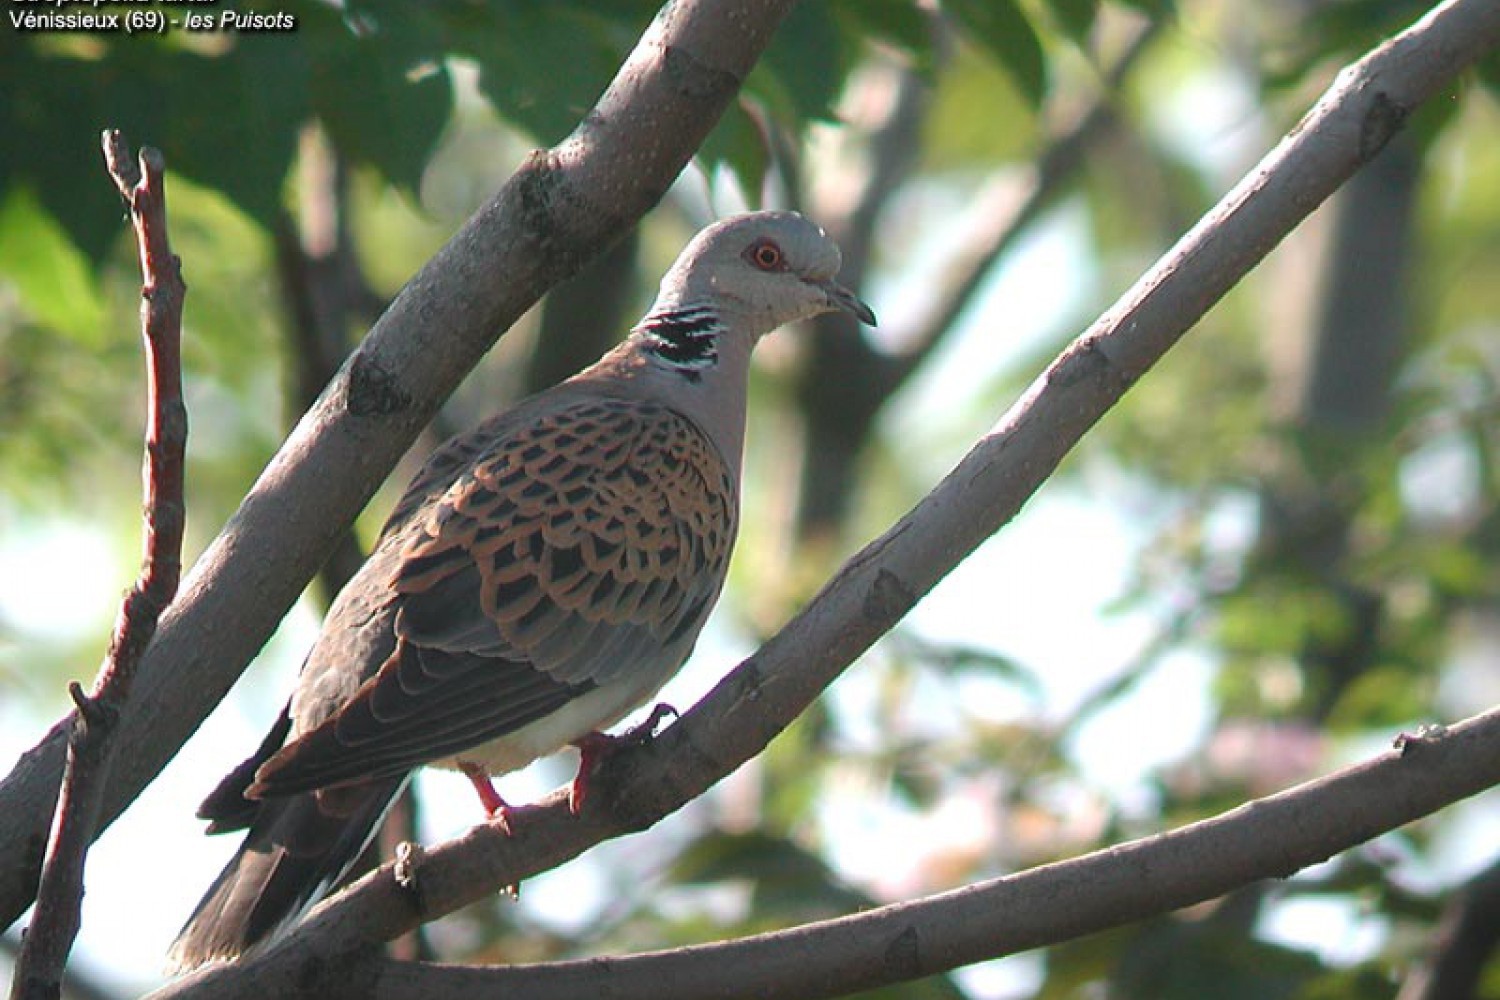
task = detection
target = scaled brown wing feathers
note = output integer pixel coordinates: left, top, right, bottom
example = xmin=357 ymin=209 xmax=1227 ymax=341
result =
xmin=395 ymin=396 xmax=737 ymax=679
xmin=251 ymin=396 xmax=736 ymax=796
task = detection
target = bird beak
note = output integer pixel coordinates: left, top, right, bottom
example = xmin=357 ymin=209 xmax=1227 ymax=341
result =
xmin=821 ymin=280 xmax=877 ymax=327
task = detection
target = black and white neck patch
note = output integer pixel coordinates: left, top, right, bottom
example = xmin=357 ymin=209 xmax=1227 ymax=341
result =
xmin=636 ymin=305 xmax=723 ymax=379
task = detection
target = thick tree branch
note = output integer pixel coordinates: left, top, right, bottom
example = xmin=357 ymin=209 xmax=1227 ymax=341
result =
xmin=0 ymin=0 xmax=799 ymax=931
xmin=353 ymin=711 xmax=1499 ymax=999
xmin=144 ymin=1 xmax=1500 ymax=996
xmin=9 ymin=133 xmax=187 ymax=1000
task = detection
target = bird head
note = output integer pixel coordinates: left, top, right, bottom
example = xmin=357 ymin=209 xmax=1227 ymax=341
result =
xmin=657 ymin=211 xmax=877 ymax=337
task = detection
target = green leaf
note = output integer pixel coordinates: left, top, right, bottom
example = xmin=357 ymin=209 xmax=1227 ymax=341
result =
xmin=308 ymin=10 xmax=454 ymax=194
xmin=469 ymin=7 xmax=625 ymax=145
xmin=1417 ymin=538 xmax=1489 ymax=595
xmin=1480 ymin=47 xmax=1500 ymax=97
xmin=699 ymin=100 xmax=770 ymax=205
xmin=832 ymin=0 xmax=934 ymax=66
xmin=1115 ymin=919 xmax=1324 ymax=1000
xmin=1 ymin=36 xmax=307 ymax=256
xmin=1114 ymin=0 xmax=1175 ymax=16
xmin=1048 ymin=0 xmax=1099 ymax=49
xmin=160 ymin=39 xmax=310 ymax=230
xmin=1 ymin=47 xmax=125 ymax=264
xmin=79 ymin=42 xmax=311 ymax=234
xmin=945 ymin=0 xmax=1048 ymax=107
xmin=669 ymin=830 xmax=872 ymax=921
xmin=1325 ymin=664 xmax=1430 ymax=731
xmin=754 ymin=1 xmax=850 ymax=125
xmin=920 ymin=42 xmax=1037 ymax=168
xmin=0 ymin=187 xmax=107 ymax=344
xmin=670 ymin=830 xmax=830 ymax=887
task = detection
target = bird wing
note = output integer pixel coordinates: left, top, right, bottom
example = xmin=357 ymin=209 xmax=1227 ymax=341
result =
xmin=250 ymin=395 xmax=737 ymax=795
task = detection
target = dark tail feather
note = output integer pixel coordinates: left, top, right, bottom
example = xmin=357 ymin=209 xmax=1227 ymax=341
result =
xmin=166 ymin=776 xmax=405 ymax=973
xmin=196 ymin=702 xmax=294 ymax=835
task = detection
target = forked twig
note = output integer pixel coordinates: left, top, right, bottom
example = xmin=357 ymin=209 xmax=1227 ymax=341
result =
xmin=8 ymin=130 xmax=187 ymax=1000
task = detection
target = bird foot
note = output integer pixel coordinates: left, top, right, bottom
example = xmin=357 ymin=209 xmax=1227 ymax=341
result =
xmin=569 ymin=702 xmax=679 ymax=814
xmin=458 ymin=759 xmax=515 ymax=836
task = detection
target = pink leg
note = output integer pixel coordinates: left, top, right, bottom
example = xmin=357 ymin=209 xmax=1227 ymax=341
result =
xmin=458 ymin=760 xmax=514 ymax=836
xmin=569 ymin=702 xmax=679 ymax=815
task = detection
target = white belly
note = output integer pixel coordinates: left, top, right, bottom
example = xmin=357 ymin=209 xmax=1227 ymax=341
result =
xmin=433 ymin=663 xmax=671 ymax=777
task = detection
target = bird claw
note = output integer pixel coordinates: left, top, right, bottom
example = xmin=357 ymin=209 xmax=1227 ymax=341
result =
xmin=394 ymin=841 xmax=426 ymax=895
xmin=569 ymin=702 xmax=679 ymax=814
xmin=458 ymin=759 xmax=515 ymax=836
xmin=622 ymin=702 xmax=680 ymax=745
xmin=490 ymin=807 xmax=515 ymax=837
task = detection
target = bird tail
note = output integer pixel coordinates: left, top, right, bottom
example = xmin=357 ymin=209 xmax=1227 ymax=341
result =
xmin=165 ymin=776 xmax=405 ymax=974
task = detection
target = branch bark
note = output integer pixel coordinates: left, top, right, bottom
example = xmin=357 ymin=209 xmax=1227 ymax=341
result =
xmin=0 ymin=0 xmax=799 ymax=932
xmin=9 ymin=133 xmax=187 ymax=1000
xmin=143 ymin=0 xmax=1500 ymax=996
xmin=359 ymin=712 xmax=1500 ymax=999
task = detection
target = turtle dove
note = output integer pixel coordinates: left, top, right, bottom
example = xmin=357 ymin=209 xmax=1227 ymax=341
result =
xmin=167 ymin=210 xmax=875 ymax=971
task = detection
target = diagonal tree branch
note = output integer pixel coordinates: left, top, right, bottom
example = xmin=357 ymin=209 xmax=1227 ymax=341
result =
xmin=0 ymin=0 xmax=801 ymax=932
xmin=9 ymin=133 xmax=187 ymax=1000
xmin=143 ymin=1 xmax=1500 ymax=996
xmin=358 ymin=711 xmax=1500 ymax=1000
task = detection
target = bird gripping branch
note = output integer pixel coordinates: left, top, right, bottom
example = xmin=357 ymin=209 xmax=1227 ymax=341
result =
xmin=167 ymin=211 xmax=875 ymax=972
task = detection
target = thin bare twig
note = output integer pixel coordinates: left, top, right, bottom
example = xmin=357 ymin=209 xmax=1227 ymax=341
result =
xmin=9 ymin=131 xmax=187 ymax=1000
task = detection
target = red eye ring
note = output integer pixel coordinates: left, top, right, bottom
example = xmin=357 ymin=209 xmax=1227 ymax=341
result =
xmin=746 ymin=238 xmax=784 ymax=272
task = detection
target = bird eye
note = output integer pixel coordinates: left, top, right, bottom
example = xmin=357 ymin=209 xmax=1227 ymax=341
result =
xmin=746 ymin=239 xmax=784 ymax=272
